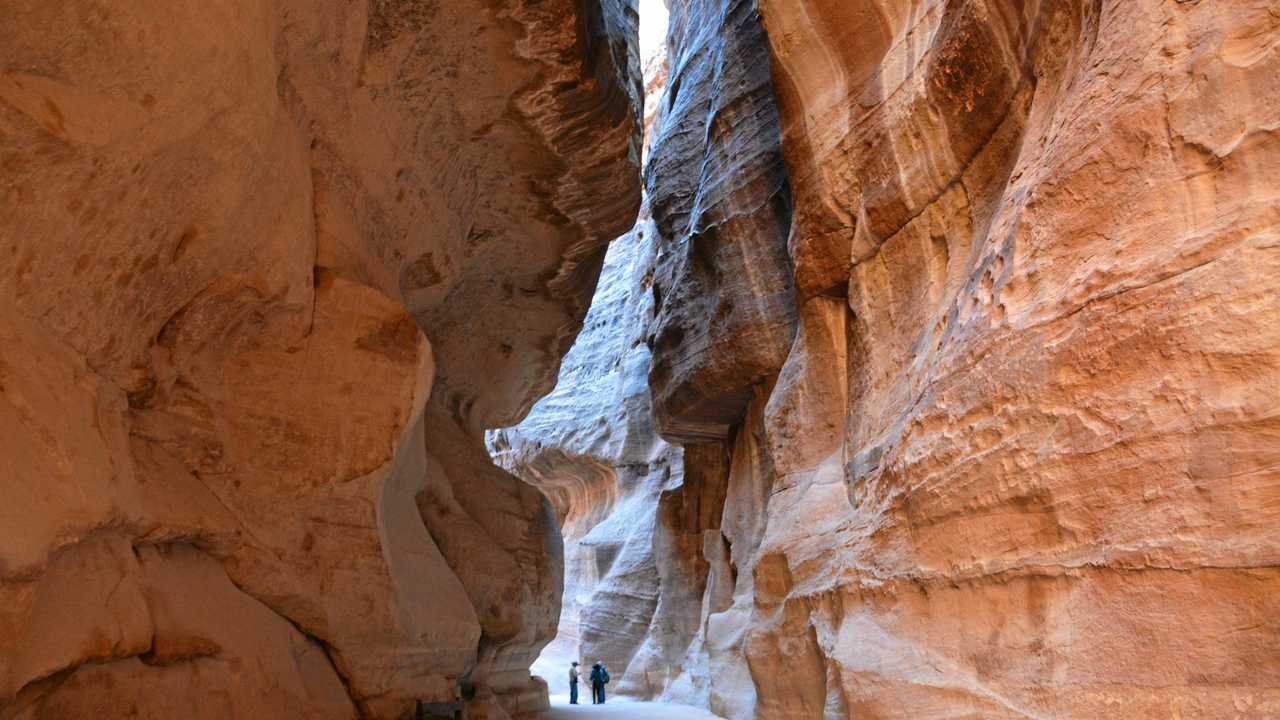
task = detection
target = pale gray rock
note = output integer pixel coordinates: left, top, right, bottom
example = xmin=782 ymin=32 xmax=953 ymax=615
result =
xmin=489 ymin=191 xmax=684 ymax=695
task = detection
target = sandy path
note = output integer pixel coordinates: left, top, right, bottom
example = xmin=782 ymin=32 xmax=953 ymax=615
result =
xmin=531 ymin=697 xmax=724 ymax=719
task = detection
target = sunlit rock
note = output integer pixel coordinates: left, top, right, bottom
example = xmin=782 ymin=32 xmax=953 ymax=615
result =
xmin=0 ymin=1 xmax=642 ymax=717
xmin=501 ymin=0 xmax=1280 ymax=718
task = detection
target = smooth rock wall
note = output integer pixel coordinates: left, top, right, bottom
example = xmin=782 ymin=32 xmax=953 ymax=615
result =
xmin=489 ymin=188 xmax=689 ymax=695
xmin=0 ymin=1 xmax=642 ymax=718
xmin=498 ymin=0 xmax=1280 ymax=718
xmin=744 ymin=0 xmax=1280 ymax=716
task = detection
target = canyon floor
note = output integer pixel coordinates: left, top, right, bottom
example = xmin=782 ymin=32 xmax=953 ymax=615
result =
xmin=535 ymin=698 xmax=724 ymax=719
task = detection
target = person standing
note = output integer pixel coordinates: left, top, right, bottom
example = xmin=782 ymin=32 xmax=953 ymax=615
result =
xmin=568 ymin=661 xmax=581 ymax=705
xmin=590 ymin=661 xmax=609 ymax=704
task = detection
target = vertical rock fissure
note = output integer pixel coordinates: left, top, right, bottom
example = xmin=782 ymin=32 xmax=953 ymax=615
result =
xmin=492 ymin=0 xmax=799 ymax=712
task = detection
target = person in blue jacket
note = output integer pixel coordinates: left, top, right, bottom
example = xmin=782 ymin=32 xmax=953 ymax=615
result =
xmin=589 ymin=661 xmax=610 ymax=704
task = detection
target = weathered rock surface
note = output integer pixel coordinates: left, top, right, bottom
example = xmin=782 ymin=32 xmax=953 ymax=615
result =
xmin=741 ymin=0 xmax=1280 ymax=716
xmin=644 ymin=0 xmax=798 ymax=443
xmin=491 ymin=22 xmax=735 ymax=705
xmin=0 ymin=1 xmax=642 ymax=718
xmin=7 ymin=0 xmax=1279 ymax=717
xmin=489 ymin=189 xmax=688 ymax=694
xmin=500 ymin=0 xmax=1280 ymax=718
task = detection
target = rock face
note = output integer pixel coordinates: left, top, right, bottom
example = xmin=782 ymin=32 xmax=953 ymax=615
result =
xmin=644 ymin=0 xmax=797 ymax=443
xmin=0 ymin=1 xmax=641 ymax=718
xmin=489 ymin=191 xmax=682 ymax=693
xmin=6 ymin=0 xmax=1279 ymax=717
xmin=741 ymin=0 xmax=1280 ymax=716
xmin=492 ymin=182 xmax=742 ymax=703
xmin=490 ymin=20 xmax=732 ymax=704
xmin=500 ymin=0 xmax=1280 ymax=718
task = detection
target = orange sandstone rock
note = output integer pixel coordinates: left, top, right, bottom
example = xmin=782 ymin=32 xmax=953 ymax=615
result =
xmin=0 ymin=1 xmax=642 ymax=717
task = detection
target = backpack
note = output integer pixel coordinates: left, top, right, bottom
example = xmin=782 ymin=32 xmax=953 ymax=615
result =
xmin=602 ymin=669 xmax=610 ymax=685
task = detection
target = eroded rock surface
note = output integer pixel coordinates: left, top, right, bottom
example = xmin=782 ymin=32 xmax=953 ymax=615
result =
xmin=0 ymin=1 xmax=641 ymax=718
xmin=489 ymin=189 xmax=691 ymax=694
xmin=740 ymin=0 xmax=1280 ymax=716
xmin=644 ymin=0 xmax=798 ymax=443
xmin=701 ymin=0 xmax=1280 ymax=712
xmin=6 ymin=0 xmax=1279 ymax=717
xmin=490 ymin=25 xmax=735 ymax=705
xmin=499 ymin=0 xmax=1280 ymax=718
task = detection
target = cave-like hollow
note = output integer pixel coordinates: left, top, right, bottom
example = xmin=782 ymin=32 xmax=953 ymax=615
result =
xmin=2 ymin=0 xmax=1277 ymax=719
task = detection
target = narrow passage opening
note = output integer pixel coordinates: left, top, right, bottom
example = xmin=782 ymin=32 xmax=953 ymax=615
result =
xmin=484 ymin=1 xmax=726 ymax=716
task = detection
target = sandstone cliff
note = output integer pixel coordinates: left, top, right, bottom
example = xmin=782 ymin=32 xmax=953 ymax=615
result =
xmin=489 ymin=189 xmax=683 ymax=692
xmin=743 ymin=0 xmax=1280 ymax=715
xmin=5 ymin=0 xmax=1278 ymax=717
xmin=490 ymin=20 xmax=736 ymax=704
xmin=498 ymin=0 xmax=1280 ymax=718
xmin=0 ymin=1 xmax=641 ymax=718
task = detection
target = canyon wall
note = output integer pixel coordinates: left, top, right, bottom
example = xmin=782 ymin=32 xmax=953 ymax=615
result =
xmin=489 ymin=189 xmax=686 ymax=693
xmin=743 ymin=0 xmax=1280 ymax=716
xmin=6 ymin=0 xmax=1276 ymax=717
xmin=0 ymin=1 xmax=642 ymax=718
xmin=491 ymin=24 xmax=735 ymax=704
xmin=500 ymin=0 xmax=1280 ymax=717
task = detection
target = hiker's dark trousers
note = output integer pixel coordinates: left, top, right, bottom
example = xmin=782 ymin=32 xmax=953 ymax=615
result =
xmin=570 ymin=681 xmax=578 ymax=704
xmin=592 ymin=682 xmax=606 ymax=704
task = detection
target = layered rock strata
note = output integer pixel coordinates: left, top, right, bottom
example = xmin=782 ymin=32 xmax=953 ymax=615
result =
xmin=739 ymin=0 xmax=1280 ymax=716
xmin=489 ymin=192 xmax=684 ymax=690
xmin=0 ymin=1 xmax=641 ymax=718
xmin=644 ymin=0 xmax=798 ymax=444
xmin=501 ymin=0 xmax=1280 ymax=718
xmin=491 ymin=17 xmax=737 ymax=703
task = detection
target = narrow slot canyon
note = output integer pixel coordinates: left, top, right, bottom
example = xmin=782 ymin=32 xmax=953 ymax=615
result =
xmin=1 ymin=1 xmax=1277 ymax=719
